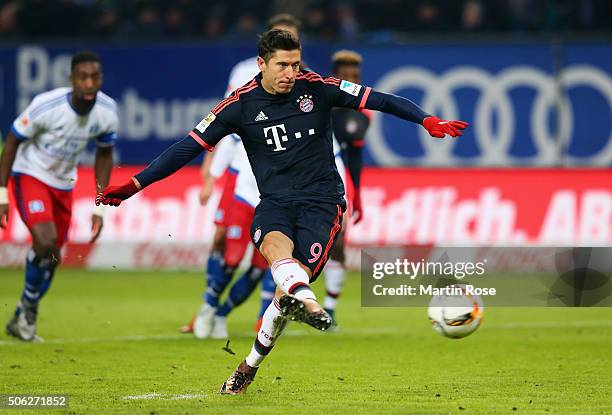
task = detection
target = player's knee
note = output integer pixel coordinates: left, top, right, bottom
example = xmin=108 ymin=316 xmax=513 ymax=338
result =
xmin=260 ymin=232 xmax=293 ymax=263
xmin=38 ymin=238 xmax=57 ymax=252
xmin=32 ymin=235 xmax=58 ymax=257
xmin=212 ymin=227 xmax=226 ymax=252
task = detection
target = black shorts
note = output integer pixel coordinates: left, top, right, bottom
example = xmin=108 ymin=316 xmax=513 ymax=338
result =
xmin=251 ymin=199 xmax=346 ymax=281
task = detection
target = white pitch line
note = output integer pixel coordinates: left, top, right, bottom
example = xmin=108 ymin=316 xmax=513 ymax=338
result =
xmin=1 ymin=320 xmax=611 ymax=346
xmin=123 ymin=393 xmax=162 ymax=400
xmin=123 ymin=393 xmax=207 ymax=401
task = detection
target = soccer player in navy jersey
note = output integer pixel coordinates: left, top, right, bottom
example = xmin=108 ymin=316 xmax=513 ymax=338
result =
xmin=186 ymin=14 xmax=303 ymax=339
xmin=96 ymin=30 xmax=468 ymax=394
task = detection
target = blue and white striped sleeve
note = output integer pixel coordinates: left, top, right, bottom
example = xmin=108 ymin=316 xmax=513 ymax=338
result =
xmin=96 ymin=131 xmax=118 ymax=147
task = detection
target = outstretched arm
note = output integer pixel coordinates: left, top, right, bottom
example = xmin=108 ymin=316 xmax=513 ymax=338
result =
xmin=364 ymin=89 xmax=428 ymax=124
xmin=96 ymin=135 xmax=206 ymax=206
xmin=135 ymin=134 xmax=207 ymax=188
xmin=97 ymin=94 xmax=241 ymax=207
xmin=364 ymin=89 xmax=468 ymax=138
xmin=326 ymin=76 xmax=468 ymax=138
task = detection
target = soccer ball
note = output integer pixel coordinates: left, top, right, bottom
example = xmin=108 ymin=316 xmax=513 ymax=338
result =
xmin=427 ymin=284 xmax=484 ymax=339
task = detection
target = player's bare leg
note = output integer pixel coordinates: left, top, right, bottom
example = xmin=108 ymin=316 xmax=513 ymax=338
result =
xmin=7 ymin=222 xmax=60 ymax=342
xmin=211 ymin=225 xmax=227 ymax=253
xmin=220 ymin=231 xmax=331 ymax=395
xmin=259 ymin=231 xmax=331 ymax=325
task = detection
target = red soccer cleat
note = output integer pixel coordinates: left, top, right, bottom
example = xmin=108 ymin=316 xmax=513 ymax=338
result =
xmin=179 ymin=315 xmax=196 ymax=334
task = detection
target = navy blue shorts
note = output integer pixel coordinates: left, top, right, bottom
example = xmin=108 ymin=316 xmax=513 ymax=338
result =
xmin=251 ymin=199 xmax=345 ymax=281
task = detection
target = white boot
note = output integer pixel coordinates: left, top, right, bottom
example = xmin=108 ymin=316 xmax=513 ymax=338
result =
xmin=193 ymin=303 xmax=216 ymax=339
xmin=211 ymin=316 xmax=229 ymax=339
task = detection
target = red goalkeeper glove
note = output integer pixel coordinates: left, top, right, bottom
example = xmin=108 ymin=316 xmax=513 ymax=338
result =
xmin=422 ymin=116 xmax=469 ymax=138
xmin=95 ymin=178 xmax=141 ymax=207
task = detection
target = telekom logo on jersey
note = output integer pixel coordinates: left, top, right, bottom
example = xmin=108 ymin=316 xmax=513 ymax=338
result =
xmin=263 ymin=124 xmax=316 ymax=152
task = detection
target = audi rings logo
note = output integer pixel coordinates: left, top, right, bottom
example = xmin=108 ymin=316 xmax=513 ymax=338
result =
xmin=369 ymin=65 xmax=612 ymax=166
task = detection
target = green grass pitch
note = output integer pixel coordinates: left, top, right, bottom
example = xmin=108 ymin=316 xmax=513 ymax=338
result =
xmin=1 ymin=268 xmax=611 ymax=414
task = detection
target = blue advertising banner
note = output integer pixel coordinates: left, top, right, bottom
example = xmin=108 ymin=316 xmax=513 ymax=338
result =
xmin=0 ymin=41 xmax=610 ymax=166
xmin=360 ymin=42 xmax=612 ymax=167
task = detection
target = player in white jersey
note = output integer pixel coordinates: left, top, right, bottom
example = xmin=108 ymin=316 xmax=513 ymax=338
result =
xmin=0 ymin=51 xmax=118 ymax=341
xmin=185 ymin=14 xmax=305 ymax=337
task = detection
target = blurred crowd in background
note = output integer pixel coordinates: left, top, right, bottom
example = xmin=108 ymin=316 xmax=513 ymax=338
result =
xmin=0 ymin=0 xmax=610 ymax=41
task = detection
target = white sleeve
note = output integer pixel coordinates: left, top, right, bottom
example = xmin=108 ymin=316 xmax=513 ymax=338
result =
xmin=225 ymin=58 xmax=258 ymax=95
xmin=209 ymin=135 xmax=240 ymax=178
xmin=225 ymin=71 xmax=238 ymax=97
xmin=226 ymin=63 xmax=245 ymax=96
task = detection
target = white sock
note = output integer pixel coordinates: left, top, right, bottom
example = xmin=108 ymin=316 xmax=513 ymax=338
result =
xmin=246 ymin=298 xmax=288 ymax=367
xmin=271 ymin=258 xmax=316 ymax=300
xmin=324 ymin=259 xmax=345 ymax=310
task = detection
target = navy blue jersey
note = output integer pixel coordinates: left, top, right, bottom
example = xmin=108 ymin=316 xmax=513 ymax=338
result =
xmin=133 ymin=71 xmax=427 ymax=196
xmin=189 ymin=71 xmax=373 ymax=204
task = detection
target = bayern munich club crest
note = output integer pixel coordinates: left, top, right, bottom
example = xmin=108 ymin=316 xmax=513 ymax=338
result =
xmin=297 ymin=95 xmax=314 ymax=113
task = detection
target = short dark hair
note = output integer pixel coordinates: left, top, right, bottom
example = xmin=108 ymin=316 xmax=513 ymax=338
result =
xmin=266 ymin=13 xmax=301 ymax=30
xmin=71 ymin=50 xmax=101 ymax=72
xmin=257 ymin=29 xmax=301 ymax=62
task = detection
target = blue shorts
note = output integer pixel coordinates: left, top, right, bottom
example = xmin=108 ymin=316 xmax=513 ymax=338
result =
xmin=251 ymin=199 xmax=346 ymax=281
